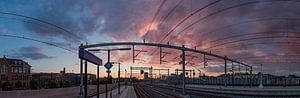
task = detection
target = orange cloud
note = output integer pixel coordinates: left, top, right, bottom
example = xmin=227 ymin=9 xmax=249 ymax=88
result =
xmin=138 ymin=22 xmax=159 ymax=37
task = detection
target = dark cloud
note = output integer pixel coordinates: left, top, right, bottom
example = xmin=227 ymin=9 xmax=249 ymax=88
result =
xmin=22 ymin=0 xmax=104 ymax=43
xmin=6 ymin=0 xmax=300 ymax=75
xmin=13 ymin=46 xmax=54 ymax=60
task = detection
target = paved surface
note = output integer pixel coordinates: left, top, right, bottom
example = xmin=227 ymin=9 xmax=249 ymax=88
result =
xmin=155 ymin=83 xmax=300 ymax=97
xmin=92 ymin=86 xmax=137 ymax=98
xmin=186 ymin=84 xmax=300 ymax=91
xmin=0 ymin=84 xmax=118 ymax=98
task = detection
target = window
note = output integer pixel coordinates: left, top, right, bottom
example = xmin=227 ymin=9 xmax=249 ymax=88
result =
xmin=1 ymin=65 xmax=7 ymax=73
xmin=12 ymin=67 xmax=14 ymax=72
xmin=1 ymin=75 xmax=7 ymax=80
xmin=18 ymin=67 xmax=22 ymax=73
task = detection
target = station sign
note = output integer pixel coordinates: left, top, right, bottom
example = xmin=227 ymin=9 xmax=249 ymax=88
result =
xmin=104 ymin=62 xmax=113 ymax=70
xmin=79 ymin=49 xmax=102 ymax=65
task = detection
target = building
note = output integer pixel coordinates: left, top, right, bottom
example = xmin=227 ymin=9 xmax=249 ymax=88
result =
xmin=190 ymin=73 xmax=300 ymax=86
xmin=32 ymin=67 xmax=97 ymax=88
xmin=0 ymin=56 xmax=31 ymax=90
xmin=32 ymin=72 xmax=67 ymax=88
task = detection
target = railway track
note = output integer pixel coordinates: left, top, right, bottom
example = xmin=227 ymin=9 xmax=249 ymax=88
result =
xmin=133 ymin=84 xmax=151 ymax=98
xmin=133 ymin=83 xmax=178 ymax=98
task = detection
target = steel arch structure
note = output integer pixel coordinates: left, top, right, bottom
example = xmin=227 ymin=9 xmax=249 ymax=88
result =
xmin=79 ymin=42 xmax=253 ymax=95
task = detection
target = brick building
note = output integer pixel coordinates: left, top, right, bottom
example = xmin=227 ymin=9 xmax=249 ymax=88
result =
xmin=0 ymin=56 xmax=31 ymax=89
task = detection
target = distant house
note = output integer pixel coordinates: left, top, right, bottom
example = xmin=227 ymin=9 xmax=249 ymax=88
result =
xmin=32 ymin=67 xmax=97 ymax=88
xmin=0 ymin=56 xmax=31 ymax=90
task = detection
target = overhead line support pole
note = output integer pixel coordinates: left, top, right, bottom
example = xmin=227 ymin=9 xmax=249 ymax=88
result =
xmin=160 ymin=46 xmax=162 ymax=64
xmin=224 ymin=56 xmax=227 ymax=87
xmin=97 ymin=64 xmax=99 ymax=98
xmin=84 ymin=60 xmax=88 ymax=98
xmin=118 ymin=63 xmax=120 ymax=94
xmin=182 ymin=45 xmax=186 ymax=95
xmin=132 ymin=45 xmax=135 ymax=63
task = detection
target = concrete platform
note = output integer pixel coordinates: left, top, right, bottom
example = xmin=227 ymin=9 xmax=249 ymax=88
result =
xmin=92 ymin=86 xmax=137 ymax=98
xmin=157 ymin=83 xmax=300 ymax=97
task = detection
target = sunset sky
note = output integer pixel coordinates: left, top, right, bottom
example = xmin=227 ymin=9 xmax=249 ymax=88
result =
xmin=1 ymin=0 xmax=300 ymax=77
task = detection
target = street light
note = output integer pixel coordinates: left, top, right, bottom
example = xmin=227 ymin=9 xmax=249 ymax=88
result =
xmin=89 ymin=48 xmax=131 ymax=98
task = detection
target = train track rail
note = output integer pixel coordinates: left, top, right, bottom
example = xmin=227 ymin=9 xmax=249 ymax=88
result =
xmin=134 ymin=83 xmax=178 ymax=98
xmin=133 ymin=84 xmax=151 ymax=98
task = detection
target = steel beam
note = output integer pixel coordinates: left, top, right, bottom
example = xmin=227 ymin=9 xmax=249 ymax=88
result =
xmin=80 ymin=42 xmax=251 ymax=68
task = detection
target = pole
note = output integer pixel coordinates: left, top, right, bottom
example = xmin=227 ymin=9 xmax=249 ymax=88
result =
xmin=176 ymin=69 xmax=179 ymax=85
xmin=259 ymin=64 xmax=263 ymax=88
xmin=150 ymin=66 xmax=153 ymax=85
xmin=106 ymin=50 xmax=111 ymax=98
xmin=118 ymin=63 xmax=120 ymax=94
xmin=250 ymin=66 xmax=253 ymax=88
xmin=80 ymin=59 xmax=83 ymax=98
xmin=190 ymin=70 xmax=192 ymax=79
xmin=160 ymin=46 xmax=162 ymax=64
xmin=238 ymin=63 xmax=241 ymax=73
xmin=130 ymin=66 xmax=132 ymax=85
xmin=132 ymin=45 xmax=135 ymax=63
xmin=84 ymin=60 xmax=88 ymax=98
xmin=224 ymin=56 xmax=227 ymax=87
xmin=97 ymin=65 xmax=99 ymax=98
xmin=232 ymin=62 xmax=234 ymax=87
xmin=168 ymin=69 xmax=170 ymax=85
xmin=182 ymin=45 xmax=186 ymax=95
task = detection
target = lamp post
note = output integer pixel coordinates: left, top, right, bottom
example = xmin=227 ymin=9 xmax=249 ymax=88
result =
xmin=89 ymin=48 xmax=131 ymax=98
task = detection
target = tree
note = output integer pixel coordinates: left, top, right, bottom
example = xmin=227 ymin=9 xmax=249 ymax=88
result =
xmin=2 ymin=81 xmax=12 ymax=91
xmin=63 ymin=80 xmax=71 ymax=87
xmin=15 ymin=81 xmax=22 ymax=89
xmin=30 ymin=79 xmax=39 ymax=89
xmin=48 ymin=81 xmax=58 ymax=88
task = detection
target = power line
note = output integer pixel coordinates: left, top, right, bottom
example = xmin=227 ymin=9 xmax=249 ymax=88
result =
xmin=168 ymin=0 xmax=300 ymax=43
xmin=149 ymin=0 xmax=222 ymax=56
xmin=0 ymin=34 xmax=77 ymax=54
xmin=158 ymin=0 xmax=222 ymax=44
xmin=200 ymin=31 xmax=300 ymax=48
xmin=204 ymin=35 xmax=300 ymax=50
xmin=134 ymin=0 xmax=167 ymax=62
xmin=0 ymin=16 xmax=65 ymax=35
xmin=194 ymin=17 xmax=300 ymax=47
xmin=0 ymin=12 xmax=88 ymax=43
xmin=210 ymin=41 xmax=300 ymax=52
xmin=143 ymin=0 xmax=167 ymax=41
xmin=159 ymin=0 xmax=183 ymax=25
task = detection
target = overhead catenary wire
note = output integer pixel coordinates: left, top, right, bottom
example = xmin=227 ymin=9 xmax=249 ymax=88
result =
xmin=143 ymin=0 xmax=167 ymax=41
xmin=204 ymin=35 xmax=300 ymax=50
xmin=157 ymin=0 xmax=222 ymax=44
xmin=0 ymin=16 xmax=65 ymax=36
xmin=133 ymin=0 xmax=167 ymax=62
xmin=168 ymin=0 xmax=300 ymax=43
xmin=211 ymin=41 xmax=300 ymax=52
xmin=0 ymin=12 xmax=88 ymax=43
xmin=194 ymin=17 xmax=300 ymax=47
xmin=149 ymin=0 xmax=223 ymax=56
xmin=0 ymin=34 xmax=77 ymax=54
xmin=198 ymin=31 xmax=300 ymax=48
